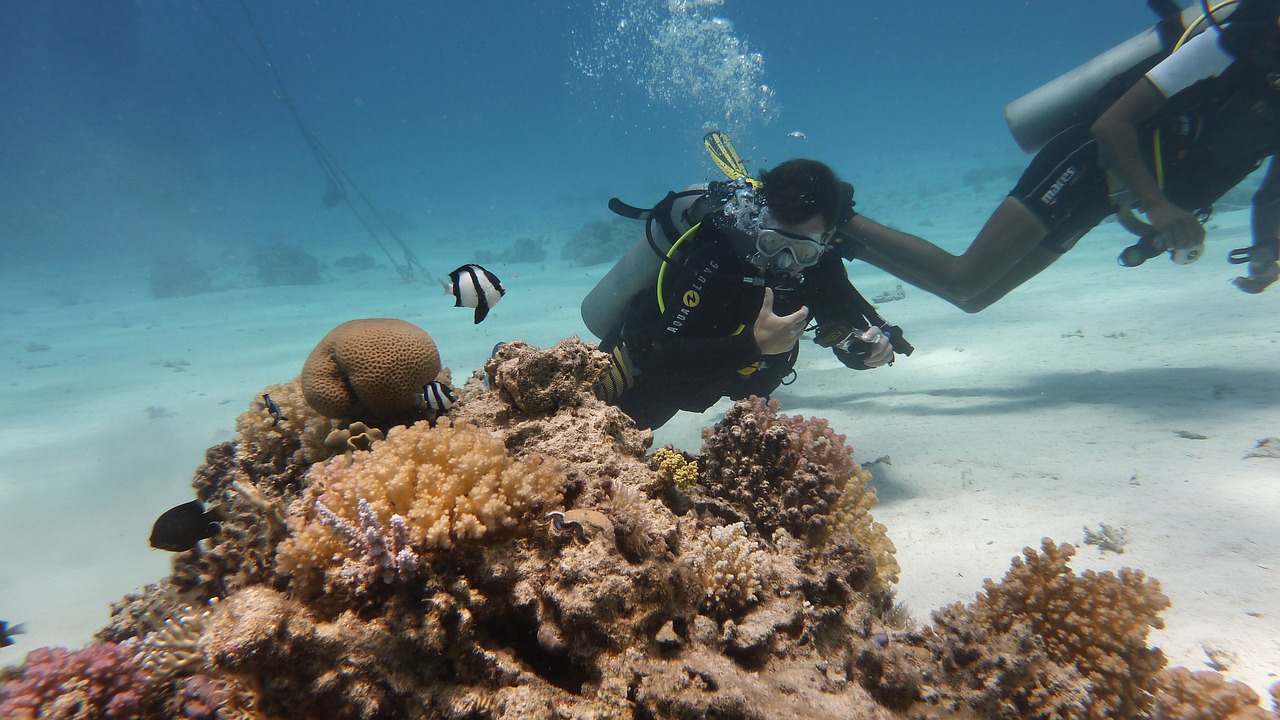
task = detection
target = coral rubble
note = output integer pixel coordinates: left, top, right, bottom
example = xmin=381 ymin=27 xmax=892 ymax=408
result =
xmin=3 ymin=335 xmax=1277 ymax=720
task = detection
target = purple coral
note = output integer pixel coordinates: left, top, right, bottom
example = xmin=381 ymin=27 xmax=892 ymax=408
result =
xmin=0 ymin=642 xmax=157 ymax=718
xmin=316 ymin=497 xmax=420 ymax=585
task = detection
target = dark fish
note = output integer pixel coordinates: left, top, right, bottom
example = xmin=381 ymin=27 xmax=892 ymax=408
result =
xmin=417 ymin=381 xmax=456 ymax=414
xmin=441 ymin=264 xmax=506 ymax=324
xmin=1 ymin=620 xmax=26 ymax=648
xmin=261 ymin=393 xmax=287 ymax=424
xmin=149 ymin=500 xmax=219 ymax=552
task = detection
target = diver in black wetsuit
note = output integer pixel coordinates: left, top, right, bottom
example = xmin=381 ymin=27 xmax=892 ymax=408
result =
xmin=594 ymin=159 xmax=909 ymax=430
xmin=843 ymin=0 xmax=1280 ymax=311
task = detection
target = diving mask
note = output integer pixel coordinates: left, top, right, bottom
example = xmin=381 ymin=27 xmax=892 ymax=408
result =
xmin=755 ymin=227 xmax=830 ymax=269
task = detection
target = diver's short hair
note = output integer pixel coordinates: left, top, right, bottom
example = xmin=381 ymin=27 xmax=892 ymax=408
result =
xmin=759 ymin=159 xmax=842 ymax=228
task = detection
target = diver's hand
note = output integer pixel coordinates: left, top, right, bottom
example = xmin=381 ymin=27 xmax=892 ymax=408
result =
xmin=1145 ymin=200 xmax=1204 ymax=250
xmin=754 ymin=287 xmax=809 ymax=355
xmin=854 ymin=327 xmax=894 ymax=368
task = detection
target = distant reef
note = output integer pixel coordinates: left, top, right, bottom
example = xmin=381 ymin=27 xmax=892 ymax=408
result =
xmin=1 ymin=330 xmax=1276 ymax=720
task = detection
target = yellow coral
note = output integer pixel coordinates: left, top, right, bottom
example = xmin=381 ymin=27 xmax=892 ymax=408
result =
xmin=652 ymin=447 xmax=699 ymax=489
xmin=277 ymin=419 xmax=565 ymax=589
xmin=831 ymin=464 xmax=899 ymax=592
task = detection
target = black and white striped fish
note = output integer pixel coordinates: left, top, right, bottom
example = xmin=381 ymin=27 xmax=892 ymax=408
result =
xmin=442 ymin=264 xmax=505 ymax=324
xmin=417 ymin=381 xmax=456 ymax=414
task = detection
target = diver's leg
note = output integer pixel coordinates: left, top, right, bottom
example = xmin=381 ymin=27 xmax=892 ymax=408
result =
xmin=955 ymin=244 xmax=1065 ymax=312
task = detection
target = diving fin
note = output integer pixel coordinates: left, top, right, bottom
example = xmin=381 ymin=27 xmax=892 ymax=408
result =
xmin=703 ymin=131 xmax=760 ymax=187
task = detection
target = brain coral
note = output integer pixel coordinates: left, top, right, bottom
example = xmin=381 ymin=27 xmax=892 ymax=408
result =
xmin=300 ymin=318 xmax=441 ymax=421
xmin=276 ymin=418 xmax=565 ymax=595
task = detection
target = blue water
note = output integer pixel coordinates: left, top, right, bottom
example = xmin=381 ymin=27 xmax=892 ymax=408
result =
xmin=1 ymin=1 xmax=1155 ymax=269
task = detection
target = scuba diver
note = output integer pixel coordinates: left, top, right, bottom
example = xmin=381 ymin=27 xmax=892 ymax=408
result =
xmin=841 ymin=0 xmax=1280 ymax=312
xmin=581 ymin=135 xmax=912 ymax=430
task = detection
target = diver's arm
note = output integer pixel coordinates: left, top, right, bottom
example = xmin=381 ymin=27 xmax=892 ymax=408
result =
xmin=1093 ymin=29 xmax=1234 ymax=250
xmin=1090 ymin=79 xmax=1206 ymax=249
xmin=805 ymin=257 xmax=894 ymax=369
xmin=838 ymin=215 xmax=962 ymax=296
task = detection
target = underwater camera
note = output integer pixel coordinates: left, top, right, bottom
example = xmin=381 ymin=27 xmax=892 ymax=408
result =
xmin=1118 ymin=233 xmax=1203 ymax=267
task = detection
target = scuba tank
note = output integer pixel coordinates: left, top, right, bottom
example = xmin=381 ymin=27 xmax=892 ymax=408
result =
xmin=581 ymin=131 xmax=760 ymax=341
xmin=579 ymin=185 xmax=712 ymax=341
xmin=1005 ymin=1 xmax=1238 ymax=153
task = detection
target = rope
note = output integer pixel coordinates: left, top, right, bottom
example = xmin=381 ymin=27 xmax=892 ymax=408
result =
xmin=197 ymin=0 xmax=429 ymax=282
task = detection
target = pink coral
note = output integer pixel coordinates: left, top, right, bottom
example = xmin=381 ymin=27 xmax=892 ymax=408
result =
xmin=0 ymin=642 xmax=158 ymax=719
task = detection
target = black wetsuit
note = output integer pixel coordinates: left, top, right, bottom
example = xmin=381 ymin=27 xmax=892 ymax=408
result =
xmin=1011 ymin=8 xmax=1280 ymax=253
xmin=600 ymin=211 xmax=878 ymax=430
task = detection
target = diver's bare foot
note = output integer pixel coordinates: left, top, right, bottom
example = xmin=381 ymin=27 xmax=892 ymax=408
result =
xmin=1233 ymin=260 xmax=1280 ymax=294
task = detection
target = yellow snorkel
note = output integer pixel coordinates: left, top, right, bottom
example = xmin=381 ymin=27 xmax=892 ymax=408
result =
xmin=655 ymin=132 xmax=760 ymax=313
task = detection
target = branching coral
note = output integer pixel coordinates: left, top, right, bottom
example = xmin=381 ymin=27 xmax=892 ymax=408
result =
xmin=1153 ymin=668 xmax=1280 ymax=719
xmin=829 ymin=464 xmax=899 ymax=592
xmin=315 ymin=497 xmax=421 ymax=585
xmin=0 ymin=642 xmax=159 ymax=719
xmin=277 ymin=418 xmax=565 ymax=595
xmin=692 ymin=522 xmax=768 ymax=618
xmin=235 ymin=378 xmax=342 ymax=472
xmin=927 ymin=538 xmax=1171 ymax=720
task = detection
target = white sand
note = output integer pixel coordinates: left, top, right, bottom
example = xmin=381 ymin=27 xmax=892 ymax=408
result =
xmin=1 ymin=194 xmax=1276 ymax=701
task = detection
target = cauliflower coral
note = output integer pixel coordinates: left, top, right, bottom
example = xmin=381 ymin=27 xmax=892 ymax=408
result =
xmin=276 ymin=418 xmax=565 ymax=595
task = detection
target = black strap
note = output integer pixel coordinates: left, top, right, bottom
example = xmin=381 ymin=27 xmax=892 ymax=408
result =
xmin=1149 ymin=0 xmax=1188 ymax=50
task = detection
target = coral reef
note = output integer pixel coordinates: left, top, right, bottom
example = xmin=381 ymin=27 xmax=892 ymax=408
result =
xmin=925 ymin=538 xmax=1172 ymax=719
xmin=236 ymin=379 xmax=343 ymax=472
xmin=1154 ymin=668 xmax=1280 ymax=720
xmin=0 ymin=643 xmax=159 ymax=719
xmin=695 ymin=396 xmax=899 ymax=591
xmin=474 ymin=236 xmax=547 ymax=264
xmin=483 ymin=338 xmax=611 ymax=415
xmin=250 ymin=241 xmax=322 ymax=286
xmin=6 ymin=335 xmax=1277 ymax=720
xmin=560 ymin=217 xmax=635 ymax=267
xmin=300 ymin=318 xmax=442 ymax=422
xmin=147 ymin=251 xmax=213 ymax=299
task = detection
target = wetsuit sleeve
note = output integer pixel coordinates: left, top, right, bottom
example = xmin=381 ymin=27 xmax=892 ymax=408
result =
xmin=644 ymin=245 xmax=761 ymax=374
xmin=1145 ymin=30 xmax=1234 ymax=98
xmin=803 ymin=256 xmax=875 ymax=333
